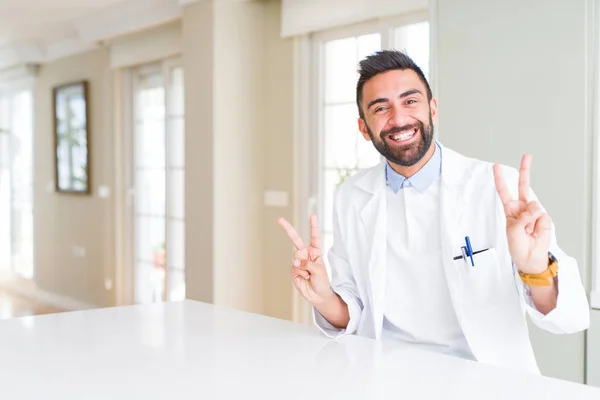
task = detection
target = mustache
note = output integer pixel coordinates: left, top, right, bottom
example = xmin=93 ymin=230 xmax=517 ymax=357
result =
xmin=380 ymin=122 xmax=423 ymax=139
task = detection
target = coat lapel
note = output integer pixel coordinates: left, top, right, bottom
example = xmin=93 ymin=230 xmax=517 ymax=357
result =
xmin=355 ymin=161 xmax=387 ymax=338
xmin=438 ymin=144 xmax=471 ymax=326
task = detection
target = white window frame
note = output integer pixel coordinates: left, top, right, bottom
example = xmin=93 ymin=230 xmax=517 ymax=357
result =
xmin=312 ymin=11 xmax=430 ymax=251
xmin=0 ymin=66 xmax=37 ymax=281
xmin=291 ymin=11 xmax=430 ymax=323
xmin=120 ymin=56 xmax=185 ymax=305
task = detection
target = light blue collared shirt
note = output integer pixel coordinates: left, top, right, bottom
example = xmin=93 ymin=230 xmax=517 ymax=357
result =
xmin=385 ymin=141 xmax=442 ymax=194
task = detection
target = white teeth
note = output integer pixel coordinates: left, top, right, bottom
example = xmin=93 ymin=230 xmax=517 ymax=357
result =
xmin=391 ymin=130 xmax=416 ymax=141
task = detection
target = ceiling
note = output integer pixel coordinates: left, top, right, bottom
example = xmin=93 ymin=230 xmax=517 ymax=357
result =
xmin=0 ymin=0 xmax=194 ymax=70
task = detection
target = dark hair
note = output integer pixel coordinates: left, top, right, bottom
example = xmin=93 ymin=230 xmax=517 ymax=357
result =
xmin=356 ymin=50 xmax=432 ymax=119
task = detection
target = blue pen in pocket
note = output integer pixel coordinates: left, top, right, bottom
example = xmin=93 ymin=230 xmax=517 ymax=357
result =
xmin=465 ymin=236 xmax=474 ymax=267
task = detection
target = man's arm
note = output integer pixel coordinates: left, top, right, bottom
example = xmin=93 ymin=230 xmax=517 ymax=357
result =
xmin=495 ymin=161 xmax=589 ymax=333
xmin=529 ymin=279 xmax=558 ymax=315
xmin=314 ymin=292 xmax=350 ymax=329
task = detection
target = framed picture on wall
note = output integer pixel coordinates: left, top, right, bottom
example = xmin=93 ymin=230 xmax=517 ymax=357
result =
xmin=53 ymin=80 xmax=90 ymax=194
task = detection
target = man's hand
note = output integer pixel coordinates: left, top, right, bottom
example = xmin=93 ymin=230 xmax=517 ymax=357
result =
xmin=278 ymin=215 xmax=350 ymax=328
xmin=277 ymin=214 xmax=335 ymax=306
xmin=493 ymin=154 xmax=551 ymax=275
xmin=494 ymin=155 xmax=557 ymax=314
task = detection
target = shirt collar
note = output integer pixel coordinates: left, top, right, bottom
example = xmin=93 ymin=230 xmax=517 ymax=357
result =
xmin=385 ymin=141 xmax=442 ymax=194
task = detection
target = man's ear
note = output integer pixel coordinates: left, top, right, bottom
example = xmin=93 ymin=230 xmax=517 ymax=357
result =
xmin=358 ymin=117 xmax=371 ymax=141
xmin=429 ymin=98 xmax=439 ymax=125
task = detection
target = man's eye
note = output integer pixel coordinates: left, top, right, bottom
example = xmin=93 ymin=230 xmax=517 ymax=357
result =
xmin=374 ymin=106 xmax=387 ymax=113
xmin=406 ymin=99 xmax=417 ymax=105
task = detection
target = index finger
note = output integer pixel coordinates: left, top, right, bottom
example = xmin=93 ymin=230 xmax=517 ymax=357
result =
xmin=518 ymin=154 xmax=531 ymax=202
xmin=309 ymin=214 xmax=321 ymax=250
xmin=493 ymin=163 xmax=513 ymax=206
xmin=277 ymin=218 xmax=306 ymax=250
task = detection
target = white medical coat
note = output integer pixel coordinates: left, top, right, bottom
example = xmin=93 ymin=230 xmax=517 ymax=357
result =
xmin=314 ymin=143 xmax=590 ymax=374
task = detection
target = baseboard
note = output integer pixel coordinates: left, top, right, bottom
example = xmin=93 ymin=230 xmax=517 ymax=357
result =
xmin=1 ymin=279 xmax=97 ymax=311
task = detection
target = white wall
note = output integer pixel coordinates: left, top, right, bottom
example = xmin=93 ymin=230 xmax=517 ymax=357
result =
xmin=432 ymin=0 xmax=594 ymax=383
xmin=588 ymin=310 xmax=600 ymax=386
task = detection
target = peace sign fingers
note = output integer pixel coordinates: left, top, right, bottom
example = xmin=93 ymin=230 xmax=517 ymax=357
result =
xmin=518 ymin=154 xmax=532 ymax=202
xmin=309 ymin=214 xmax=321 ymax=250
xmin=278 ymin=217 xmax=306 ymax=251
xmin=493 ymin=163 xmax=513 ymax=207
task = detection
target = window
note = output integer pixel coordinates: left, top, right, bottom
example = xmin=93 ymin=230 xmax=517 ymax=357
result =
xmin=318 ymin=33 xmax=383 ymax=254
xmin=312 ymin=15 xmax=430 ymax=259
xmin=0 ymin=86 xmax=35 ymax=279
xmin=129 ymin=59 xmax=185 ymax=304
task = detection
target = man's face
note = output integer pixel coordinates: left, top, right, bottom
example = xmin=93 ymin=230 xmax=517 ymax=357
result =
xmin=358 ymin=69 xmax=438 ymax=167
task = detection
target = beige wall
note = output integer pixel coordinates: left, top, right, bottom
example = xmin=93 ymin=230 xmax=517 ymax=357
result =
xmin=183 ymin=0 xmax=295 ymax=318
xmin=262 ymin=0 xmax=295 ymax=320
xmin=182 ymin=0 xmax=215 ymax=305
xmin=212 ymin=0 xmax=266 ymax=314
xmin=34 ymin=48 xmax=115 ymax=308
xmin=25 ymin=0 xmax=295 ymax=319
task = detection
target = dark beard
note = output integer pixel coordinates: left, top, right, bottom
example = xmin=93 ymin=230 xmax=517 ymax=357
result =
xmin=366 ymin=112 xmax=434 ymax=167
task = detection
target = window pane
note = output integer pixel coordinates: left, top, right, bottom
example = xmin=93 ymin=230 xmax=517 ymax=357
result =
xmin=167 ymin=219 xmax=185 ymax=271
xmin=135 ymin=262 xmax=164 ymax=304
xmin=394 ymin=22 xmax=430 ymax=80
xmin=0 ymin=96 xmax=9 ymax=131
xmin=12 ymin=239 xmax=33 ymax=279
xmin=168 ymin=169 xmax=184 ymax=219
xmin=169 ymin=67 xmax=185 ymax=117
xmin=0 ymin=133 xmax=8 ymax=168
xmin=324 ymin=104 xmax=359 ymax=169
xmin=133 ymin=63 xmax=185 ymax=305
xmin=167 ymin=118 xmax=185 ymax=168
xmin=135 ymin=120 xmax=165 ymax=168
xmin=356 ymin=133 xmax=381 ymax=168
xmin=1 ymin=89 xmax=34 ymax=279
xmin=10 ymin=202 xmax=33 ymax=241
xmin=168 ymin=269 xmax=185 ymax=301
xmin=324 ymin=37 xmax=358 ymax=103
xmin=137 ymin=73 xmax=165 ymax=121
xmin=135 ymin=216 xmax=165 ymax=264
xmin=321 ymin=170 xmax=341 ymax=232
xmin=0 ymin=168 xmax=10 ymax=272
xmin=357 ymin=33 xmax=381 ymax=61
xmin=135 ymin=169 xmax=165 ymax=216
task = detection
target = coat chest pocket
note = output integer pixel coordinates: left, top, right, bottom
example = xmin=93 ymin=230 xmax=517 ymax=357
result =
xmin=454 ymin=248 xmax=504 ymax=305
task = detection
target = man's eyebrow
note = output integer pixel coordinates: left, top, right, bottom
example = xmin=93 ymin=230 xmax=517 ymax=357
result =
xmin=399 ymin=89 xmax=423 ymax=98
xmin=367 ymin=98 xmax=387 ymax=109
xmin=366 ymin=89 xmax=424 ymax=109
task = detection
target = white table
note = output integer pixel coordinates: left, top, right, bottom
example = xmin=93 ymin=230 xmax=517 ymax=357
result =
xmin=0 ymin=300 xmax=598 ymax=399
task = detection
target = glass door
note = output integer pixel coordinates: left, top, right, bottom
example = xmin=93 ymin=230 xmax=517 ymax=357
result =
xmin=0 ymin=88 xmax=34 ymax=279
xmin=130 ymin=59 xmax=185 ymax=304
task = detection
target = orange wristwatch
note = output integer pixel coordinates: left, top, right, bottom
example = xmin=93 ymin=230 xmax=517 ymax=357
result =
xmin=518 ymin=252 xmax=559 ymax=287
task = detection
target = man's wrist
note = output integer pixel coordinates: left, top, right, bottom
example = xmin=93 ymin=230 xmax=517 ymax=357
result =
xmin=517 ymin=261 xmax=548 ymax=275
xmin=517 ymin=252 xmax=553 ymax=274
xmin=518 ymin=252 xmax=559 ymax=287
xmin=311 ymin=288 xmax=338 ymax=308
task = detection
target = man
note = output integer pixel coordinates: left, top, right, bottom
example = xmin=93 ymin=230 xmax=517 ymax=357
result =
xmin=278 ymin=50 xmax=589 ymax=374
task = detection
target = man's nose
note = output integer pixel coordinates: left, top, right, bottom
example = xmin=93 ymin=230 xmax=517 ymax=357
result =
xmin=389 ymin=107 xmax=412 ymax=128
